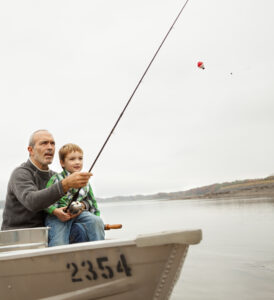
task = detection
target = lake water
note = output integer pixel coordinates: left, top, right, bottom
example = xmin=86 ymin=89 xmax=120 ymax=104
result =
xmin=1 ymin=197 xmax=274 ymax=299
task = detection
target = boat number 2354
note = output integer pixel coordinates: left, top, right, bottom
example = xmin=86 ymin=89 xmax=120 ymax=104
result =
xmin=66 ymin=254 xmax=132 ymax=282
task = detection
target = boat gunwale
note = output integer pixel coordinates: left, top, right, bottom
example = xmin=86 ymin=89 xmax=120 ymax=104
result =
xmin=0 ymin=229 xmax=202 ymax=261
xmin=0 ymin=238 xmax=136 ymax=261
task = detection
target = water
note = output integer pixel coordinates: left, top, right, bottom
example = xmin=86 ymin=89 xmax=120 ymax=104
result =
xmin=1 ymin=197 xmax=274 ymax=299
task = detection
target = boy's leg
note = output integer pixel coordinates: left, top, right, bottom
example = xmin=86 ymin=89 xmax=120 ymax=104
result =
xmin=75 ymin=211 xmax=105 ymax=241
xmin=69 ymin=223 xmax=88 ymax=244
xmin=45 ymin=215 xmax=72 ymax=247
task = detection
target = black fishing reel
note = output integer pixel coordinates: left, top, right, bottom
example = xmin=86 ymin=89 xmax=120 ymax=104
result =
xmin=68 ymin=201 xmax=84 ymax=215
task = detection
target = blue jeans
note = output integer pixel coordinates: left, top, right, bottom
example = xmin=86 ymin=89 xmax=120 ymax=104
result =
xmin=45 ymin=211 xmax=105 ymax=247
xmin=69 ymin=223 xmax=88 ymax=244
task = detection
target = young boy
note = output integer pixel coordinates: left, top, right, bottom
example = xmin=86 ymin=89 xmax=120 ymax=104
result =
xmin=45 ymin=143 xmax=105 ymax=247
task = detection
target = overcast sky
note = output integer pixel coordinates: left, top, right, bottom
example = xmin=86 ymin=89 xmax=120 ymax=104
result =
xmin=0 ymin=0 xmax=273 ymax=198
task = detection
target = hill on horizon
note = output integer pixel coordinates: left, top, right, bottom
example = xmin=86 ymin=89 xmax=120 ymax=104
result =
xmin=98 ymin=175 xmax=274 ymax=202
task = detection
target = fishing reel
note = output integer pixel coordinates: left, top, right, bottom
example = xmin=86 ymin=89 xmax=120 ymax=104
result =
xmin=67 ymin=201 xmax=84 ymax=215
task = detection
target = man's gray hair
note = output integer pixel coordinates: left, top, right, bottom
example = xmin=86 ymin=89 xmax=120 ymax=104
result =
xmin=28 ymin=129 xmax=49 ymax=147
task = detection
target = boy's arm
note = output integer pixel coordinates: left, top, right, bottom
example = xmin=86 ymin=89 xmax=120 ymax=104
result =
xmin=46 ymin=175 xmax=74 ymax=217
xmin=45 ymin=174 xmax=60 ymax=214
xmin=84 ymin=184 xmax=100 ymax=216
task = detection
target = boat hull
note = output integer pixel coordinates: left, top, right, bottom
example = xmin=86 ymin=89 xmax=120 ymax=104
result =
xmin=0 ymin=229 xmax=202 ymax=300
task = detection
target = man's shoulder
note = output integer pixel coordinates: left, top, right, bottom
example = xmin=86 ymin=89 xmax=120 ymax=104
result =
xmin=11 ymin=161 xmax=55 ymax=179
xmin=8 ymin=161 xmax=36 ymax=184
xmin=13 ymin=160 xmax=36 ymax=171
xmin=12 ymin=161 xmax=34 ymax=175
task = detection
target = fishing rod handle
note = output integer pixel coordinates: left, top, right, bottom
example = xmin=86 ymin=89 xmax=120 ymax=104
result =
xmin=104 ymin=224 xmax=123 ymax=230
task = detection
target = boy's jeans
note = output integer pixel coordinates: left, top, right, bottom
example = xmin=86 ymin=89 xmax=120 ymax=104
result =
xmin=69 ymin=223 xmax=88 ymax=244
xmin=45 ymin=211 xmax=105 ymax=247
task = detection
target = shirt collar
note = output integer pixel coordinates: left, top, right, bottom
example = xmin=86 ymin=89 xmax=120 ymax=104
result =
xmin=29 ymin=158 xmax=50 ymax=173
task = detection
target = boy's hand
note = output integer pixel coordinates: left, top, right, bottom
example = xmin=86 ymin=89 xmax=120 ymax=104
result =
xmin=61 ymin=172 xmax=92 ymax=193
xmin=52 ymin=207 xmax=71 ymax=222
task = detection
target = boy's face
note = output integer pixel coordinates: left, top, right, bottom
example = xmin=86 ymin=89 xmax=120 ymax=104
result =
xmin=61 ymin=151 xmax=83 ymax=173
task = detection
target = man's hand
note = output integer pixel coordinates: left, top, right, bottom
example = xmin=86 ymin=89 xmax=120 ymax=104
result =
xmin=52 ymin=207 xmax=71 ymax=222
xmin=61 ymin=172 xmax=92 ymax=193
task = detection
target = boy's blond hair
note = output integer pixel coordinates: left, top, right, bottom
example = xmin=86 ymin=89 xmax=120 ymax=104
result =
xmin=59 ymin=143 xmax=83 ymax=162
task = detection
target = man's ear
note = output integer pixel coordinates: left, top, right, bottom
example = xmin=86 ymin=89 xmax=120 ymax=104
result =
xmin=27 ymin=146 xmax=33 ymax=157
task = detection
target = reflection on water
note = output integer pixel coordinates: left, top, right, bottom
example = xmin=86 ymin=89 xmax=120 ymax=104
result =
xmin=1 ymin=197 xmax=274 ymax=299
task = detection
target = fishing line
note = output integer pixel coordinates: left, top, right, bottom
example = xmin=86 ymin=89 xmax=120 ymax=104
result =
xmin=66 ymin=0 xmax=191 ymax=211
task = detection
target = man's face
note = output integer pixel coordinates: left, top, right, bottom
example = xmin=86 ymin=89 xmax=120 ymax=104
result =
xmin=28 ymin=131 xmax=55 ymax=170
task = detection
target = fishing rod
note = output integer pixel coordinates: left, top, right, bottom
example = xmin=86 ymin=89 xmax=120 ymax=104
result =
xmin=66 ymin=0 xmax=190 ymax=212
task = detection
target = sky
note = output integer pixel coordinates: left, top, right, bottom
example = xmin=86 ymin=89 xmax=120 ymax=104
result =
xmin=0 ymin=0 xmax=273 ymax=199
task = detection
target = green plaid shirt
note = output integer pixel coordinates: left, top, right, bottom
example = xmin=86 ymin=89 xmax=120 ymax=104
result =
xmin=45 ymin=169 xmax=100 ymax=216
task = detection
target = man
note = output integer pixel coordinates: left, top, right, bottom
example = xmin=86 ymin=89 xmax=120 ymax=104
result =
xmin=1 ymin=130 xmax=92 ymax=243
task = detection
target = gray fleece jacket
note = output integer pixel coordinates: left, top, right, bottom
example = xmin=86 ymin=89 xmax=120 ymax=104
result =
xmin=1 ymin=159 xmax=65 ymax=230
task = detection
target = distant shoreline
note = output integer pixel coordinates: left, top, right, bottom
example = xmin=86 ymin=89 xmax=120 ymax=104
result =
xmin=1 ymin=176 xmax=274 ymax=207
xmin=97 ymin=176 xmax=274 ymax=202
